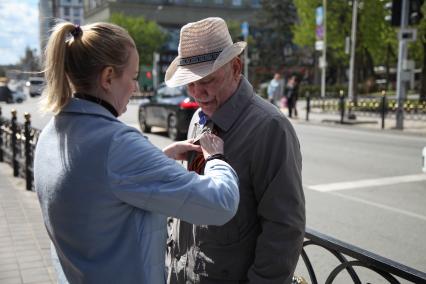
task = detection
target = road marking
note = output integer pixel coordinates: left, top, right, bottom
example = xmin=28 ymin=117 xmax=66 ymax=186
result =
xmin=330 ymin=192 xmax=426 ymax=222
xmin=307 ymin=173 xmax=426 ymax=192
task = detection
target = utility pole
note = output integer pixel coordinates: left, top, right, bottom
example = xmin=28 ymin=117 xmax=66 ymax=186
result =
xmin=396 ymin=0 xmax=409 ymax=129
xmin=153 ymin=52 xmax=159 ymax=90
xmin=241 ymin=21 xmax=249 ymax=80
xmin=320 ymin=0 xmax=327 ymax=98
xmin=347 ymin=0 xmax=358 ymax=119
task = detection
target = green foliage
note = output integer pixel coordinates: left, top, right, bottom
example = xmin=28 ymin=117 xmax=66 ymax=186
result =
xmin=326 ymin=1 xmax=351 ymax=65
xmin=292 ymin=0 xmax=352 ymax=66
xmin=292 ymin=1 xmax=400 ymax=70
xmin=359 ymin=1 xmax=397 ymax=65
xmin=292 ymin=0 xmax=317 ymax=48
xmin=110 ymin=13 xmax=166 ymax=66
xmin=226 ymin=20 xmax=255 ymax=45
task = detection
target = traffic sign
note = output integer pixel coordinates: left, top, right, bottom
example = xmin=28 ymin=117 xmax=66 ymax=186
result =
xmin=241 ymin=21 xmax=249 ymax=37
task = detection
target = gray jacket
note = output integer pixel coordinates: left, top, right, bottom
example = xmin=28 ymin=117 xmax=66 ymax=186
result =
xmin=168 ymin=77 xmax=305 ymax=284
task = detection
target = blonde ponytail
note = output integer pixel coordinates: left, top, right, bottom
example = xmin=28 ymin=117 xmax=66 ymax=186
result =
xmin=42 ymin=22 xmax=76 ymax=114
xmin=41 ymin=21 xmax=135 ymax=114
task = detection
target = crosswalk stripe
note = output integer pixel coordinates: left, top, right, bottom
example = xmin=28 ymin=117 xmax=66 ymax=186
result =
xmin=307 ymin=173 xmax=426 ymax=192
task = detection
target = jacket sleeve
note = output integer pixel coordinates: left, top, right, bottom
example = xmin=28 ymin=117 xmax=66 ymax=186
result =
xmin=247 ymin=116 xmax=305 ymax=284
xmin=106 ymin=127 xmax=239 ymax=226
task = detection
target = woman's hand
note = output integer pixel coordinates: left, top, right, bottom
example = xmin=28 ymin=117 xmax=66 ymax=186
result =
xmin=199 ymin=133 xmax=224 ymax=160
xmin=163 ymin=139 xmax=202 ymax=160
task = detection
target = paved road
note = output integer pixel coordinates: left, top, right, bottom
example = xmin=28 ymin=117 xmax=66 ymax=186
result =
xmin=291 ymin=122 xmax=426 ymax=281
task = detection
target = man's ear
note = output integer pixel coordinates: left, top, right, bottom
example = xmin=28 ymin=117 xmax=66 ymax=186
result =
xmin=231 ymin=57 xmax=243 ymax=78
xmin=100 ymin=66 xmax=114 ymax=92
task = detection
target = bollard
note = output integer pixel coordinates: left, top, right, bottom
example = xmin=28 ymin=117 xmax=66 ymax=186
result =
xmin=11 ymin=110 xmax=19 ymax=177
xmin=0 ymin=106 xmax=3 ymax=162
xmin=423 ymin=147 xmax=426 ymax=173
xmin=24 ymin=113 xmax=32 ymax=191
xmin=339 ymin=90 xmax=345 ymax=124
xmin=306 ymin=92 xmax=311 ymax=121
xmin=380 ymin=90 xmax=387 ymax=129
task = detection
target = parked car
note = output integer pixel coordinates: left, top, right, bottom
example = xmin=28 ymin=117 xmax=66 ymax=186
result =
xmin=25 ymin=77 xmax=45 ymax=97
xmin=138 ymin=83 xmax=199 ymax=140
xmin=0 ymin=85 xmax=13 ymax=103
xmin=0 ymin=85 xmax=28 ymax=104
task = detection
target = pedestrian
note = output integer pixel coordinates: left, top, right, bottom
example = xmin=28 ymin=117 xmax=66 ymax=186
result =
xmin=267 ymin=72 xmax=284 ymax=107
xmin=165 ymin=17 xmax=305 ymax=284
xmin=286 ymin=75 xmax=299 ymax=118
xmin=34 ymin=21 xmax=240 ymax=284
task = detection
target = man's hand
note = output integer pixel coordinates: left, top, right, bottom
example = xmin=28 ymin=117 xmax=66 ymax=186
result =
xmin=199 ymin=133 xmax=224 ymax=160
xmin=163 ymin=139 xmax=202 ymax=160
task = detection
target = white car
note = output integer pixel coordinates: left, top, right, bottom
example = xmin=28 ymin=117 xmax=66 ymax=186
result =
xmin=26 ymin=77 xmax=45 ymax=97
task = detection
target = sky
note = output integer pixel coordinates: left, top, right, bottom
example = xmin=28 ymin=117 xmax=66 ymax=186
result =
xmin=0 ymin=0 xmax=39 ymax=65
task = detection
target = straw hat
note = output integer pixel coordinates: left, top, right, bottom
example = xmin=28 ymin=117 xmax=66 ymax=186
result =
xmin=165 ymin=17 xmax=247 ymax=87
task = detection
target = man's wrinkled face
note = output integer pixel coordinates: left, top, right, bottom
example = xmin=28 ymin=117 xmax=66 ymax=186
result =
xmin=187 ymin=59 xmax=240 ymax=117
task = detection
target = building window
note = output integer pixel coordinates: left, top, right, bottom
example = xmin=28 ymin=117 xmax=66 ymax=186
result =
xmin=232 ymin=0 xmax=242 ymax=6
xmin=89 ymin=0 xmax=101 ymax=9
xmin=193 ymin=0 xmax=202 ymax=3
xmin=214 ymin=0 xmax=223 ymax=4
xmin=251 ymin=0 xmax=261 ymax=7
xmin=64 ymin=7 xmax=70 ymax=16
xmin=73 ymin=7 xmax=80 ymax=17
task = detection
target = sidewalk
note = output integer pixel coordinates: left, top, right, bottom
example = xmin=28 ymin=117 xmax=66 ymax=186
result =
xmin=0 ymin=163 xmax=56 ymax=284
xmin=283 ymin=101 xmax=426 ymax=136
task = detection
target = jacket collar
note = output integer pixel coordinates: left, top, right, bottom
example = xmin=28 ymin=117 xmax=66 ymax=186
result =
xmin=211 ymin=76 xmax=254 ymax=132
xmin=61 ymin=98 xmax=119 ymax=120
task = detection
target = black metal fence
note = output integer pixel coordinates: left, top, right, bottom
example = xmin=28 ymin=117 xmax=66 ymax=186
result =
xmin=0 ymin=107 xmax=40 ymax=191
xmin=1 ymin=106 xmax=425 ymax=284
xmin=308 ymin=97 xmax=426 ymax=119
xmin=302 ymin=228 xmax=426 ymax=284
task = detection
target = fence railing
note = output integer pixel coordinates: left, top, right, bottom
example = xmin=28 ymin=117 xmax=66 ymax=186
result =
xmin=1 ymin=106 xmax=425 ymax=284
xmin=0 ymin=107 xmax=40 ymax=191
xmin=301 ymin=228 xmax=426 ymax=284
xmin=308 ymin=97 xmax=426 ymax=121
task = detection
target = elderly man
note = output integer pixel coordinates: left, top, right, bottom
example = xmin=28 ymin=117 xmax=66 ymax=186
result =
xmin=166 ymin=17 xmax=305 ymax=284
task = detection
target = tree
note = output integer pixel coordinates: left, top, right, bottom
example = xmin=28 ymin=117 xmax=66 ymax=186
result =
xmin=292 ymin=0 xmax=352 ymax=86
xmin=256 ymin=0 xmax=297 ymax=72
xmin=292 ymin=0 xmax=399 ymax=94
xmin=19 ymin=47 xmax=39 ymax=71
xmin=110 ymin=13 xmax=166 ymax=66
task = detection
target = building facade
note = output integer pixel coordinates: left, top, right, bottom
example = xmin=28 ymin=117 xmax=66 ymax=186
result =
xmin=83 ymin=0 xmax=260 ymax=28
xmin=82 ymin=0 xmax=260 ymax=85
xmin=39 ymin=0 xmax=85 ymax=54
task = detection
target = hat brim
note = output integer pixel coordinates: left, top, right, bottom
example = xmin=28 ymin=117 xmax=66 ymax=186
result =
xmin=165 ymin=41 xmax=246 ymax=87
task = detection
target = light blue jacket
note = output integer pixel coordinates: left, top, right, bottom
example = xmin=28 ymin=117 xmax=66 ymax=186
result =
xmin=34 ymin=98 xmax=239 ymax=284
